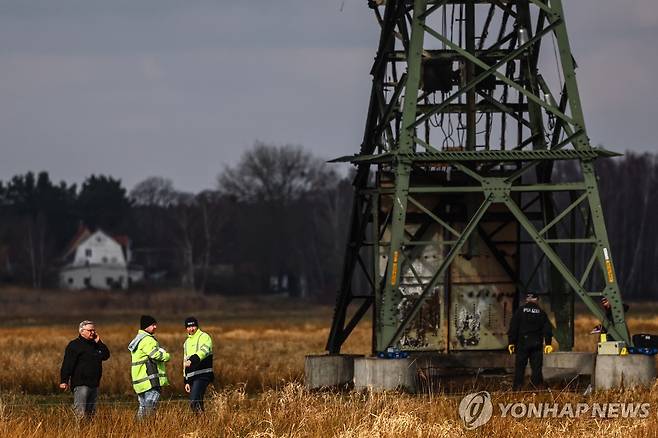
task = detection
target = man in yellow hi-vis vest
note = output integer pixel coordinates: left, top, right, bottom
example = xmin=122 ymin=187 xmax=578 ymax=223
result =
xmin=183 ymin=316 xmax=214 ymax=412
xmin=128 ymin=315 xmax=170 ymax=418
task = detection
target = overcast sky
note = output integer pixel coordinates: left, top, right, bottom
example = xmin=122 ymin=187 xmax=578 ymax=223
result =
xmin=0 ymin=0 xmax=656 ymax=192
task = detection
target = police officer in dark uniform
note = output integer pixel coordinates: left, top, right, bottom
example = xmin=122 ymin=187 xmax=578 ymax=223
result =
xmin=507 ymin=292 xmax=553 ymax=390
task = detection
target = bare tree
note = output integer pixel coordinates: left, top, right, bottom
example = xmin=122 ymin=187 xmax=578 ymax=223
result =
xmin=217 ymin=142 xmax=349 ymax=296
xmin=218 ymin=142 xmax=328 ymax=204
xmin=131 ymin=177 xmax=225 ymax=292
xmin=195 ymin=190 xmax=224 ymax=293
xmin=165 ymin=192 xmax=196 ymax=290
xmin=130 ymin=176 xmax=178 ymax=207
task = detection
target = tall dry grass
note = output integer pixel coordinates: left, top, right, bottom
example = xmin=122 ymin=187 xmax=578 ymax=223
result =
xmin=2 ymin=383 xmax=658 ymax=437
xmin=0 ymin=287 xmax=369 ymax=396
xmin=1 ymin=288 xmax=658 ymax=437
xmin=0 ymin=319 xmax=369 ymax=395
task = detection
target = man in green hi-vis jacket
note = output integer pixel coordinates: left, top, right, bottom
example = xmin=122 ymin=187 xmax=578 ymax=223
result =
xmin=128 ymin=315 xmax=170 ymax=418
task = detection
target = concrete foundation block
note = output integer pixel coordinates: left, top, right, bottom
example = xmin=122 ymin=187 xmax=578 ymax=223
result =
xmin=543 ymin=352 xmax=596 ymax=376
xmin=353 ymin=357 xmax=417 ymax=392
xmin=542 ymin=367 xmax=580 ymax=381
xmin=413 ymin=351 xmax=514 ymax=371
xmin=594 ymin=354 xmax=656 ymax=390
xmin=304 ymin=354 xmax=362 ymax=390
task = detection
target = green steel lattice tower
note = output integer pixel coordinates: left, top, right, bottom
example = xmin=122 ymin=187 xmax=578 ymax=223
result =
xmin=327 ymin=0 xmax=630 ymax=355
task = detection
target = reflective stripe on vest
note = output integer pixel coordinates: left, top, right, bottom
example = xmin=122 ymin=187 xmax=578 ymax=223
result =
xmin=132 ymin=373 xmax=167 ymax=385
xmin=131 ymin=359 xmax=149 ymax=366
xmin=185 ymin=368 xmax=213 ymax=378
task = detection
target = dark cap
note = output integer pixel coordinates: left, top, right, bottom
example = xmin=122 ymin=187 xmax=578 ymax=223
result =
xmin=140 ymin=315 xmax=157 ymax=330
xmin=184 ymin=316 xmax=199 ymax=328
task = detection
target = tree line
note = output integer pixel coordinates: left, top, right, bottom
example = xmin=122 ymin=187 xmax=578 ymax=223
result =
xmin=0 ymin=143 xmax=352 ymax=296
xmin=0 ymin=144 xmax=656 ymax=299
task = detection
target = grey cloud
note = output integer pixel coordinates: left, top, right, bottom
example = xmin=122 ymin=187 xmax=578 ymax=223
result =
xmin=0 ymin=0 xmax=375 ymax=55
xmin=0 ymin=0 xmax=656 ymax=192
xmin=0 ymin=47 xmax=371 ymax=191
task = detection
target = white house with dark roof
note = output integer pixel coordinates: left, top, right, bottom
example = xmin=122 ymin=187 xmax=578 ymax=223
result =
xmin=59 ymin=227 xmax=143 ymax=290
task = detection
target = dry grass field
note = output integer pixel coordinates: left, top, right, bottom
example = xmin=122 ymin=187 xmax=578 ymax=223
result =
xmin=1 ymin=287 xmax=658 ymax=437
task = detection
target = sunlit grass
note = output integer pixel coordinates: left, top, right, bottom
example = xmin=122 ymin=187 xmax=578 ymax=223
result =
xmin=0 ymin=288 xmax=657 ymax=437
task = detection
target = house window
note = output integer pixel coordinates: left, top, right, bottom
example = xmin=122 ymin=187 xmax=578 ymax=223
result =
xmin=67 ymin=278 xmax=73 ymax=284
xmin=84 ymin=277 xmax=91 ymax=287
xmin=97 ymin=236 xmax=102 ymax=242
xmin=106 ymin=277 xmax=113 ymax=287
xmin=85 ymin=248 xmax=92 ymax=258
xmin=102 ymin=257 xmax=108 ymax=263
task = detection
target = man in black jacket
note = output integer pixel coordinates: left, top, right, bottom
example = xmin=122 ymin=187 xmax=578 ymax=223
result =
xmin=507 ymin=293 xmax=553 ymax=390
xmin=182 ymin=316 xmax=214 ymax=412
xmin=59 ymin=320 xmax=110 ymax=418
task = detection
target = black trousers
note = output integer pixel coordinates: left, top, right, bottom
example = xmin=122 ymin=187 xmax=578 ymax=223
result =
xmin=513 ymin=344 xmax=543 ymax=389
xmin=189 ymin=379 xmax=211 ymax=412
